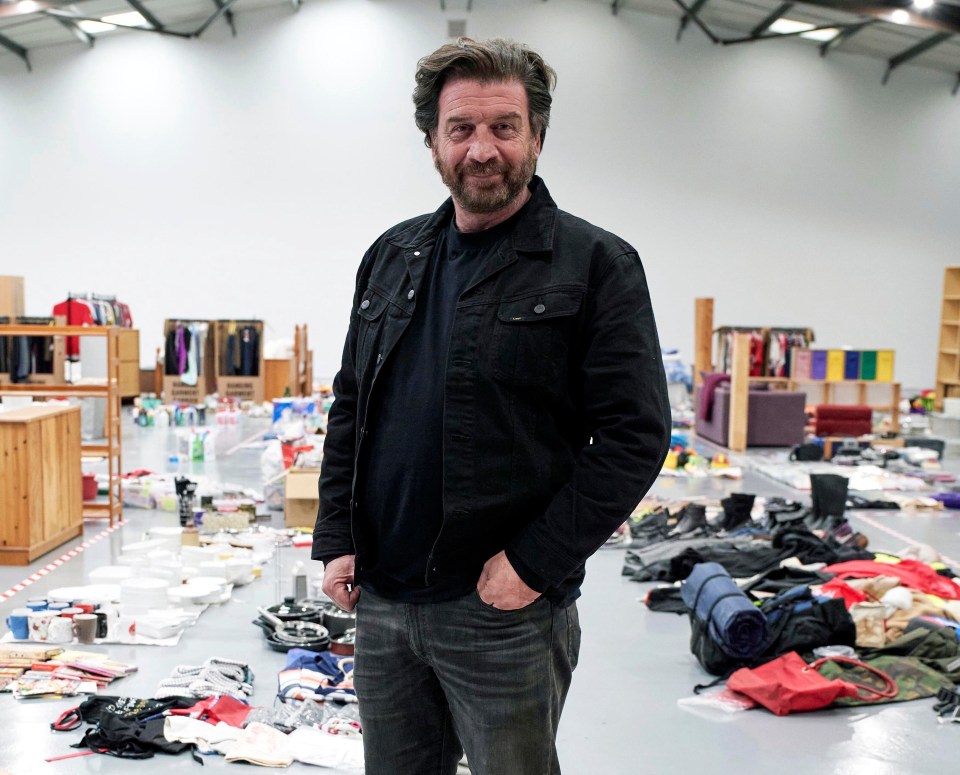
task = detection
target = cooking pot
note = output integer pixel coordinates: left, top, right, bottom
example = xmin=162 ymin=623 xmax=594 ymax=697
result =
xmin=321 ymin=603 xmax=357 ymax=638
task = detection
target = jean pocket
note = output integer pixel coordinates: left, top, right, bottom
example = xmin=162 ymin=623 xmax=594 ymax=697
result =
xmin=472 ymin=588 xmax=544 ymax=615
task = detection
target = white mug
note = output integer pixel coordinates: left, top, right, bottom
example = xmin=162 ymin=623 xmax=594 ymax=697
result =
xmin=28 ymin=610 xmax=55 ymax=642
xmin=47 ymin=617 xmax=74 ymax=644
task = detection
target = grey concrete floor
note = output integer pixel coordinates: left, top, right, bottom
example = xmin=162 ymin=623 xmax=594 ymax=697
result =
xmin=1 ymin=417 xmax=959 ymax=773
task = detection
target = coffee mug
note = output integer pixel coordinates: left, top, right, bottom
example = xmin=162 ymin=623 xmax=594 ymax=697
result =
xmin=73 ymin=613 xmax=98 ymax=644
xmin=26 ymin=598 xmax=48 ymax=612
xmin=47 ymin=602 xmax=69 ymax=612
xmin=60 ymin=607 xmax=83 ymax=619
xmin=5 ymin=608 xmax=30 ymax=640
xmin=73 ymin=602 xmax=96 ymax=615
xmin=28 ymin=610 xmax=55 ymax=641
xmin=94 ymin=611 xmax=110 ymax=639
xmin=115 ymin=614 xmax=137 ymax=644
xmin=47 ymin=617 xmax=74 ymax=644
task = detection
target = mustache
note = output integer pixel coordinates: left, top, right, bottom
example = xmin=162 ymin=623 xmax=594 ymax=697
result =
xmin=458 ymin=160 xmax=505 ymax=176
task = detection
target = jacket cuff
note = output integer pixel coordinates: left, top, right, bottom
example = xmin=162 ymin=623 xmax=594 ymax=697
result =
xmin=508 ymin=525 xmax=584 ymax=590
xmin=317 ymin=553 xmax=349 ymax=567
xmin=504 ymin=547 xmax=549 ymax=594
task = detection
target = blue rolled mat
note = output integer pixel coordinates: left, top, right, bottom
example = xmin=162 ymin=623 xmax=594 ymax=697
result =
xmin=680 ymin=561 xmax=769 ymax=659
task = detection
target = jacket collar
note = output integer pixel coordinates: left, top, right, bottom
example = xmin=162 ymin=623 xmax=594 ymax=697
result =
xmin=388 ymin=176 xmax=557 ymax=254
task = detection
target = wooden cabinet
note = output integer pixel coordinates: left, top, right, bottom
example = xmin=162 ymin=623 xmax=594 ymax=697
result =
xmin=117 ymin=328 xmax=140 ymax=398
xmin=264 ymin=358 xmax=293 ymax=400
xmin=0 ymin=405 xmax=83 ymax=565
xmin=936 ymin=267 xmax=960 ymax=411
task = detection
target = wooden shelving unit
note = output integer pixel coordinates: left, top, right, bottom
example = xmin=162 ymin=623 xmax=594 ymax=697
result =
xmin=293 ymin=323 xmax=313 ymax=397
xmin=0 ymin=324 xmax=122 ymax=526
xmin=935 ymin=267 xmax=960 ymax=412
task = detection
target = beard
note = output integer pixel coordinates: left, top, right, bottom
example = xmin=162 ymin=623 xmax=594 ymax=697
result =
xmin=434 ymin=142 xmax=538 ymax=215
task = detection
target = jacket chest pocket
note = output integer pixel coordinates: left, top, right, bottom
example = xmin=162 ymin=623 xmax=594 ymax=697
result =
xmin=356 ymin=289 xmax=390 ymax=373
xmin=492 ymin=289 xmax=583 ymax=386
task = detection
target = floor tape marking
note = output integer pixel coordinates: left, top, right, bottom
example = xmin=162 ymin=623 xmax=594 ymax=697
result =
xmin=0 ymin=523 xmax=121 ymax=603
xmin=853 ymin=512 xmax=960 ymax=569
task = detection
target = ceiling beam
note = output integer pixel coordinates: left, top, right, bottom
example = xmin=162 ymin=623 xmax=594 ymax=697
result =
xmin=820 ymin=19 xmax=873 ymax=57
xmin=210 ymin=0 xmax=237 ymax=37
xmin=0 ymin=29 xmax=30 ymax=71
xmin=882 ymin=32 xmax=952 ymax=84
xmin=51 ymin=13 xmax=93 ymax=47
xmin=750 ymin=2 xmax=792 ymax=37
xmin=125 ymin=0 xmax=164 ymax=31
xmin=674 ymin=0 xmax=717 ymax=43
xmin=45 ymin=9 xmax=192 ymax=38
xmin=195 ymin=0 xmax=241 ymax=37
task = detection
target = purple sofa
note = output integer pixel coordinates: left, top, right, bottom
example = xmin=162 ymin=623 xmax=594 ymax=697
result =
xmin=695 ymin=378 xmax=807 ymax=448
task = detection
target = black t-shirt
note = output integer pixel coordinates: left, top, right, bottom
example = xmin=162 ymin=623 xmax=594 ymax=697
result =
xmin=359 ymin=213 xmax=518 ymax=603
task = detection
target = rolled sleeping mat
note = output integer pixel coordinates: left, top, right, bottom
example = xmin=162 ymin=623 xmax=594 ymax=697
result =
xmin=681 ymin=561 xmax=769 ymax=659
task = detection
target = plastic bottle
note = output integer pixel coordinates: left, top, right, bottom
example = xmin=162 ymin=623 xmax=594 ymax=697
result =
xmin=291 ymin=561 xmax=308 ymax=601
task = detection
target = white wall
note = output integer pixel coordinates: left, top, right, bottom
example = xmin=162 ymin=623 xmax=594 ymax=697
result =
xmin=0 ymin=0 xmax=956 ymax=388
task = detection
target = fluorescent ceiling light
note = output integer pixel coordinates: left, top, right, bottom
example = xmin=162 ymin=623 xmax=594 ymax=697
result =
xmin=800 ymin=27 xmax=840 ymax=41
xmin=891 ymin=8 xmax=911 ymax=23
xmin=768 ymin=18 xmax=816 ymax=34
xmin=17 ymin=1 xmax=43 ymax=12
xmin=913 ymin=0 xmax=934 ymax=8
xmin=77 ymin=19 xmax=115 ymax=33
xmin=768 ymin=18 xmax=838 ymax=42
xmin=101 ymin=10 xmax=147 ymax=26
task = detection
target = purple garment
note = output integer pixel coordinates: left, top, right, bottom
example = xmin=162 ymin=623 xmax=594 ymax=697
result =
xmin=176 ymin=326 xmax=187 ymax=376
xmin=932 ymin=493 xmax=960 ymax=510
xmin=699 ymin=372 xmax=731 ymax=421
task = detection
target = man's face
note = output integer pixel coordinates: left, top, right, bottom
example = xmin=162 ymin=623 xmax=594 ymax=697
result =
xmin=431 ymin=78 xmax=542 ymax=215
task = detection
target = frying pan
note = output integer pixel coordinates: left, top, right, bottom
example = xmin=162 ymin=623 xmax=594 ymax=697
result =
xmin=255 ymin=607 xmax=330 ymax=649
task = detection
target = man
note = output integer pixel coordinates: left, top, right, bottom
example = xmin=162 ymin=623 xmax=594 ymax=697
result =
xmin=313 ymin=37 xmax=670 ymax=775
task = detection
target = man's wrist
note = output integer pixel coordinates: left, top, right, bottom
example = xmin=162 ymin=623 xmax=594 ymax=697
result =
xmin=504 ymin=547 xmax=548 ymax=594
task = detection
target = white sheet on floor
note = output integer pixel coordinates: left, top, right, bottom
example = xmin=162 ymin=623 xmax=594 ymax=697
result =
xmin=164 ymin=716 xmax=241 ymax=755
xmin=224 ymin=721 xmax=294 ymax=767
xmin=287 ymin=726 xmax=364 ymax=769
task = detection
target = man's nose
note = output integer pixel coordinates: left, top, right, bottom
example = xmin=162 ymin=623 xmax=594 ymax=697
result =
xmin=466 ymin=130 xmax=497 ymax=164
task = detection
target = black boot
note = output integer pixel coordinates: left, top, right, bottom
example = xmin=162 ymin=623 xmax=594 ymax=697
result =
xmin=808 ymin=474 xmax=849 ymax=530
xmin=764 ymin=498 xmax=806 ymax=531
xmin=669 ymin=503 xmax=707 ymax=536
xmin=720 ymin=493 xmax=756 ymax=532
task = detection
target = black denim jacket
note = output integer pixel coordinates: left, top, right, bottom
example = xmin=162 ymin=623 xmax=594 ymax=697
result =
xmin=312 ymin=177 xmax=671 ymax=602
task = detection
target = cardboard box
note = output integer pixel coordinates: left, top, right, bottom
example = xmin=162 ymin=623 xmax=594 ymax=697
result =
xmin=285 ymin=468 xmax=321 ymax=529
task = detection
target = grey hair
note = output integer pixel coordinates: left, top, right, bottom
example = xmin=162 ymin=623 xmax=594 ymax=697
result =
xmin=413 ymin=37 xmax=557 ymax=149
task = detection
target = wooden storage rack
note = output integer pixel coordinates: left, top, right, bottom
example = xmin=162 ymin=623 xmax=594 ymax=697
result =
xmin=935 ymin=266 xmax=960 ymax=412
xmin=0 ymin=324 xmax=123 ymax=526
xmin=293 ymin=323 xmax=313 ymax=397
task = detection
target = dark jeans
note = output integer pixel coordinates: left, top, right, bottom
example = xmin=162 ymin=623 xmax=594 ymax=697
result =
xmin=354 ymin=588 xmax=581 ymax=775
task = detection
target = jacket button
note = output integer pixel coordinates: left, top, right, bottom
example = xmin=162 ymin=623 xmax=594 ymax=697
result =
xmin=360 ymin=299 xmax=370 ymax=310
xmin=534 ymin=303 xmax=546 ymax=314
xmin=413 ymin=251 xmax=421 ymax=257
xmin=407 ymin=290 xmax=415 ymax=300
